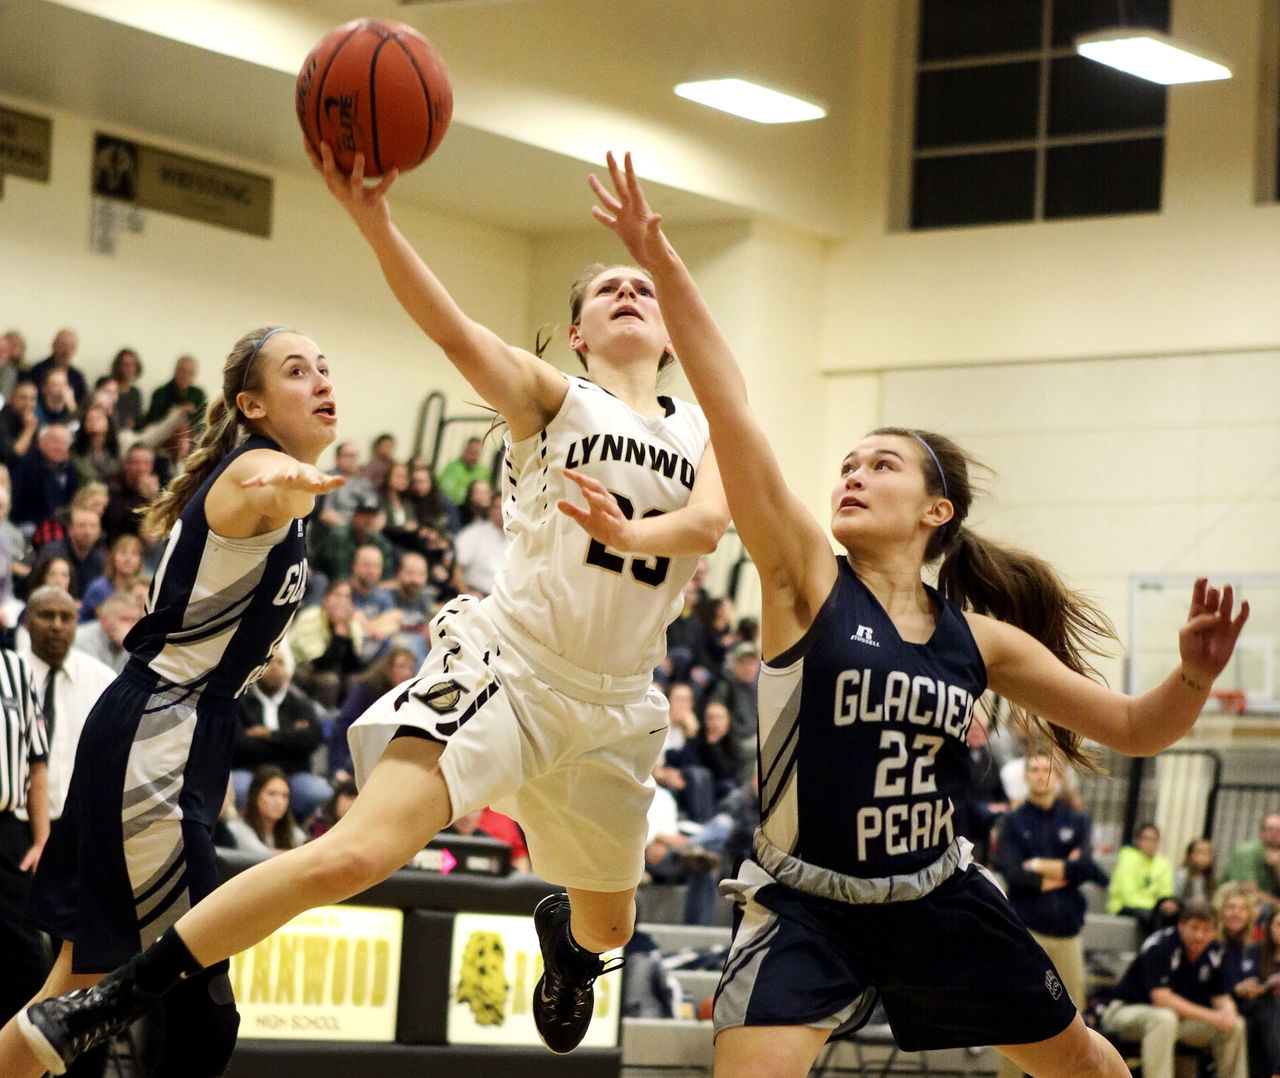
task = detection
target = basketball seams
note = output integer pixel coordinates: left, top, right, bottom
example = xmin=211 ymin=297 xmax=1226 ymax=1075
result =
xmin=307 ymin=23 xmax=362 ymax=160
xmin=367 ymin=35 xmax=398 ymax=177
xmin=391 ymin=34 xmax=435 ymax=168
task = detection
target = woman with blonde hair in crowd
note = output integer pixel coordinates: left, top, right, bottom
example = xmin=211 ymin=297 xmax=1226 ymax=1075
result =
xmin=79 ymin=532 xmax=145 ymax=622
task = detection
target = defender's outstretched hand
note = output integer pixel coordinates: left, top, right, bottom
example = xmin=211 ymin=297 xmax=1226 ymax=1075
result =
xmin=1179 ymin=578 xmax=1250 ymax=688
xmin=306 ymin=140 xmax=398 ymax=231
xmin=588 ymin=151 xmax=672 ymax=269
xmin=240 ymin=458 xmax=345 ymax=495
xmin=557 ymin=469 xmax=636 ymax=551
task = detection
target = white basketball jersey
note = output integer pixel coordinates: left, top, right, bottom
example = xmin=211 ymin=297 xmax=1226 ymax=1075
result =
xmin=490 ymin=375 xmax=710 ymax=679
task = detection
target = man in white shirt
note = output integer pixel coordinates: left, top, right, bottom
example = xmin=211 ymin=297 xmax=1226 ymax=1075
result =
xmin=453 ymin=495 xmax=509 ymax=597
xmin=19 ymin=586 xmax=116 ymax=820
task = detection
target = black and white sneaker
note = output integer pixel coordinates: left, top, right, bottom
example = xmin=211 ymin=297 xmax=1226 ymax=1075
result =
xmin=531 ymin=892 xmax=623 ymax=1054
xmin=18 ymin=964 xmax=150 ymax=1076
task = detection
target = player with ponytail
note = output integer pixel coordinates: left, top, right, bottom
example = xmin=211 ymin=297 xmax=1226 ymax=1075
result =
xmin=583 ymin=152 xmax=1249 ymax=1078
xmin=0 ymin=326 xmax=341 ymax=1078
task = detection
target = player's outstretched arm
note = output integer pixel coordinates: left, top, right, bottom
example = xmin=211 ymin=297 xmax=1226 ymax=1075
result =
xmin=557 ymin=442 xmax=730 ymax=557
xmin=588 ymin=152 xmax=834 ymax=645
xmin=972 ymin=578 xmax=1249 ymax=757
xmin=205 ymin=449 xmax=343 ymax=536
xmin=309 ymin=142 xmax=565 ymax=440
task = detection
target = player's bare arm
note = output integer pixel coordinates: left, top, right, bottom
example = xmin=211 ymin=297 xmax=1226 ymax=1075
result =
xmin=589 ymin=151 xmax=835 ymax=652
xmin=558 ymin=443 xmax=729 ymax=557
xmin=312 ymin=143 xmax=567 ymax=440
xmin=970 ymin=578 xmax=1248 ymax=756
xmin=205 ymin=449 xmax=342 ymax=536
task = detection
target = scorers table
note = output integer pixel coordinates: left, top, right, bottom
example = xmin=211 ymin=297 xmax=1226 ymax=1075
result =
xmin=217 ymin=835 xmax=622 ymax=1078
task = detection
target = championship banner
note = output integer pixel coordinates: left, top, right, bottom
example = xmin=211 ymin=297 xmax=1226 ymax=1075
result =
xmin=445 ymin=912 xmax=621 ymax=1048
xmin=231 ymin=905 xmax=403 ymax=1042
xmin=0 ymin=106 xmax=52 ymax=182
xmin=92 ymin=132 xmax=273 ymax=237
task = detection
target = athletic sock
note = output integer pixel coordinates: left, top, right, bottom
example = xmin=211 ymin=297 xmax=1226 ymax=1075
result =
xmin=133 ymin=927 xmax=205 ymax=995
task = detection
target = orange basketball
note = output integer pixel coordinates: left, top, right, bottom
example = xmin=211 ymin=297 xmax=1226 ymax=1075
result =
xmin=296 ymin=18 xmax=452 ymax=177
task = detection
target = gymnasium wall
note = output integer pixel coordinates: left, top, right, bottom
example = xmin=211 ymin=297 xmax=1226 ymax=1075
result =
xmin=0 ymin=94 xmax=535 ymax=462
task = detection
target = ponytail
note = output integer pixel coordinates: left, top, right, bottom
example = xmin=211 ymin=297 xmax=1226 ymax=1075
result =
xmin=937 ymin=527 xmax=1117 ymax=771
xmin=140 ymin=326 xmax=279 ymax=537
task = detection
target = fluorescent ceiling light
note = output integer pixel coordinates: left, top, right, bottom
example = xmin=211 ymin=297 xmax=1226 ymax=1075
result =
xmin=674 ymin=79 xmax=826 ymax=124
xmin=1076 ymin=29 xmax=1231 ymax=85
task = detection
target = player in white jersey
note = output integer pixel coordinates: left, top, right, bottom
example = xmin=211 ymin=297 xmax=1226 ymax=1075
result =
xmin=18 ymin=143 xmax=729 ymax=1074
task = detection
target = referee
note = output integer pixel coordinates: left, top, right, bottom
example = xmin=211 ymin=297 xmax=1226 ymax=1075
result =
xmin=0 ymin=645 xmax=50 ymax=1022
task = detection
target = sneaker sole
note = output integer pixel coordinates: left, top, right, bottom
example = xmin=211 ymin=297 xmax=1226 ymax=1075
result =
xmin=17 ymin=1008 xmax=69 ymax=1076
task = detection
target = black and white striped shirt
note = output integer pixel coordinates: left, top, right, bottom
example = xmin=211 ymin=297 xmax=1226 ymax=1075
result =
xmin=0 ymin=648 xmax=47 ymax=813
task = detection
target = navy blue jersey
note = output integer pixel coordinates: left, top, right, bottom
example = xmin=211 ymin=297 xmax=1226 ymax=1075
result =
xmin=125 ymin=434 xmax=308 ymax=699
xmin=1109 ymin=925 xmax=1227 ymax=1006
xmin=758 ymin=558 xmax=986 ymax=879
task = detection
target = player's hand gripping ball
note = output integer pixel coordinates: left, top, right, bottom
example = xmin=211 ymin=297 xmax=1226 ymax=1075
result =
xmin=296 ymin=18 xmax=453 ymax=177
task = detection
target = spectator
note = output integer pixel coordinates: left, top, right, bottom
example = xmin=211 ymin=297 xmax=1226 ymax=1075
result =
xmin=408 ymin=462 xmax=458 ymax=537
xmin=456 ymin=477 xmax=492 ymax=528
xmin=1249 ymin=906 xmax=1280 ymax=1077
xmin=288 ymin=577 xmax=365 ymax=709
xmin=993 ymin=748 xmax=1106 ymax=1075
xmin=26 ymin=553 xmax=75 ymax=599
xmin=349 ymin=543 xmax=402 ymax=664
xmin=231 ymin=649 xmax=330 ymax=822
xmin=1214 ymin=883 xmax=1263 ymax=1013
xmin=3 ymin=329 xmax=27 ymax=370
xmin=1099 ymin=901 xmax=1247 ymax=1078
xmin=1175 ymin=838 xmax=1219 ymax=906
xmin=1108 ymin=822 xmax=1179 ymax=935
xmin=18 ymin=586 xmax=116 ymax=823
xmin=662 ymin=578 xmax=718 ymax=690
xmin=421 ymin=524 xmax=459 ymax=604
xmin=107 ymin=348 xmax=144 ymax=431
xmin=0 ymin=331 xmax=18 ymax=401
xmin=384 ymin=550 xmax=434 ymax=661
xmin=1000 ymin=739 xmax=1084 ymax=810
xmin=312 ymin=496 xmax=396 ymax=584
xmin=1222 ymin=813 xmax=1280 ymax=914
xmin=72 ymin=590 xmax=143 ymax=674
xmin=437 ymin=435 xmax=489 ymax=505
xmin=39 ymin=506 xmax=106 ymax=598
xmin=379 ymin=459 xmax=419 ymax=554
xmin=102 ymin=444 xmax=159 ymax=541
xmin=79 ymin=532 xmax=145 ymax=622
xmin=659 ymin=681 xmax=698 ymax=764
xmin=30 ymin=328 xmax=87 ymax=404
xmin=145 ymin=353 xmax=206 ymax=432
xmin=957 ymin=708 xmax=1008 ymax=865
xmin=642 ymin=782 xmax=720 ymax=926
xmin=714 ymin=639 xmax=760 ymax=782
xmin=364 ymin=433 xmax=397 ymax=490
xmin=452 ymin=494 xmax=508 ymax=597
xmin=476 ymin=807 xmax=531 ymax=873
xmin=35 ymin=368 xmax=77 ymax=429
xmin=316 ymin=440 xmax=376 ymax=530
xmin=224 ymin=765 xmax=306 ymax=856
xmin=70 ymin=404 xmax=121 ymax=485
xmin=327 ymin=646 xmax=417 ymax=781
xmin=0 ymin=484 xmax=32 ymax=636
xmin=12 ymin=424 xmax=78 ymax=536
xmin=675 ymin=697 xmax=741 ymax=822
xmin=0 ymin=380 xmax=39 ymax=468
xmin=306 ymin=779 xmax=358 ymax=840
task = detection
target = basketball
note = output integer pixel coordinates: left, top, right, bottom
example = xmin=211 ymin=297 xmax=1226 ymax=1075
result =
xmin=296 ymin=18 xmax=453 ymax=177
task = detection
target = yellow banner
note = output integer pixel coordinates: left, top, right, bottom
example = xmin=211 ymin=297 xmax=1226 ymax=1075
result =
xmin=230 ymin=905 xmax=403 ymax=1041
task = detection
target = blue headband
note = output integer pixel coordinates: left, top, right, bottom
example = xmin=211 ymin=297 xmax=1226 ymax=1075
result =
xmin=912 ymin=433 xmax=948 ymax=502
xmin=241 ymin=327 xmax=286 ymax=394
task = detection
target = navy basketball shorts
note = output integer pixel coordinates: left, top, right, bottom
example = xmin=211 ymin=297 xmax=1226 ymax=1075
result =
xmin=32 ymin=667 xmax=237 ymax=973
xmin=714 ymin=859 xmax=1078 ymax=1051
